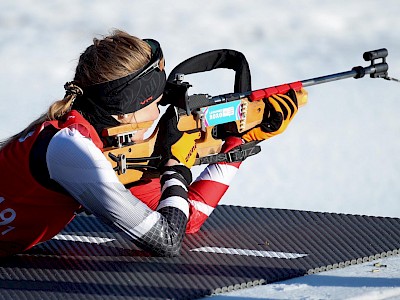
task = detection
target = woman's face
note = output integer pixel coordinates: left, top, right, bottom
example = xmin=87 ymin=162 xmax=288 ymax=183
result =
xmin=112 ymin=95 xmax=162 ymax=142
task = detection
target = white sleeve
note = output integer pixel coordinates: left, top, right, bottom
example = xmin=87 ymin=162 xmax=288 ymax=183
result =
xmin=46 ymin=127 xmax=188 ymax=256
xmin=46 ymin=127 xmax=160 ymax=238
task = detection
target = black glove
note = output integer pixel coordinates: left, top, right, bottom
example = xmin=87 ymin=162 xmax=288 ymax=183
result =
xmin=152 ymin=105 xmax=199 ymax=168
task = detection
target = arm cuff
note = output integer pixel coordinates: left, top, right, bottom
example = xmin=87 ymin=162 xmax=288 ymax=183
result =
xmin=161 ymin=165 xmax=192 ymax=185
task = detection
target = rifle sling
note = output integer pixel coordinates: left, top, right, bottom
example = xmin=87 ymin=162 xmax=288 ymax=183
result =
xmin=109 ymin=142 xmax=260 ymax=175
xmin=195 ymin=142 xmax=261 ymax=165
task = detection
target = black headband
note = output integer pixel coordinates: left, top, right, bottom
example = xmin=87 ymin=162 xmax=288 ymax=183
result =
xmin=73 ymin=39 xmax=166 ymax=115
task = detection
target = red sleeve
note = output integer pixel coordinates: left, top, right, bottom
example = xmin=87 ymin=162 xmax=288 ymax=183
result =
xmin=128 ymin=178 xmax=161 ymax=211
xmin=186 ymin=137 xmax=243 ymax=233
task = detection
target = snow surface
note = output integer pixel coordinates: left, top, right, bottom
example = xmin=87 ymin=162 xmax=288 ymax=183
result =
xmin=1 ymin=1 xmax=400 ymax=299
xmin=210 ymin=256 xmax=400 ymax=300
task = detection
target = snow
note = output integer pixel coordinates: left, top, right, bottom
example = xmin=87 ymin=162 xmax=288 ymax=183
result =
xmin=1 ymin=0 xmax=400 ymax=298
xmin=210 ymin=256 xmax=400 ymax=300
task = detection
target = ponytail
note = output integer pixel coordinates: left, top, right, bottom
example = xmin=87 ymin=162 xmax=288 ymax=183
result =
xmin=0 ymin=83 xmax=82 ymax=149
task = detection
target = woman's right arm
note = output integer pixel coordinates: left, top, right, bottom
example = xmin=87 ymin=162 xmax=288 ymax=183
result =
xmin=46 ymin=126 xmax=189 ymax=256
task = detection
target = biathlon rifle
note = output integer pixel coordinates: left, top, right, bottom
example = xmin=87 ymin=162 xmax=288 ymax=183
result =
xmin=102 ymin=48 xmax=396 ymax=185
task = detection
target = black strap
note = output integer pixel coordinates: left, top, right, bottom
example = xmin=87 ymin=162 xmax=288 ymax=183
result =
xmin=195 ymin=142 xmax=261 ymax=165
xmin=30 ymin=126 xmax=69 ymax=195
xmin=109 ymin=141 xmax=261 ymax=174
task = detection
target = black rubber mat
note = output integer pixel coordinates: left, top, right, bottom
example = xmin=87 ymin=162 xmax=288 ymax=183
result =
xmin=1 ymin=205 xmax=400 ymax=299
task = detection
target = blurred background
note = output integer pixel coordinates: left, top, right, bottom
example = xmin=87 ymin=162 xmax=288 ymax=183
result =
xmin=1 ymin=0 xmax=399 ymax=217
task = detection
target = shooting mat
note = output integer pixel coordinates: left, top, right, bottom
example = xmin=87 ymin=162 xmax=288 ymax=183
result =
xmin=1 ymin=205 xmax=400 ymax=299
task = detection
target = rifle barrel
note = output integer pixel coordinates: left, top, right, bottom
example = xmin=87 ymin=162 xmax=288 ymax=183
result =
xmin=301 ymin=50 xmax=389 ymax=87
xmin=301 ymin=69 xmax=359 ymax=87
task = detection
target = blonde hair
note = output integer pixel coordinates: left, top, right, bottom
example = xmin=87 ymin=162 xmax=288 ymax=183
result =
xmin=1 ymin=30 xmax=151 ymax=148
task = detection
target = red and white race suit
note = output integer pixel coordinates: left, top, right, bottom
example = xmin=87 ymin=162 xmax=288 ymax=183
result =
xmin=0 ymin=110 xmax=241 ymax=256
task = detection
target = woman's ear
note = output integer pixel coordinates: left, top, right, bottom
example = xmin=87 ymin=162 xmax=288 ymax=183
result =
xmin=118 ymin=114 xmax=128 ymax=120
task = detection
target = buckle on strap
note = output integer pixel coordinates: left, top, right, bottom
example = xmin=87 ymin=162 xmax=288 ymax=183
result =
xmin=225 ymin=141 xmax=261 ymax=163
xmin=108 ymin=152 xmax=160 ymax=174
